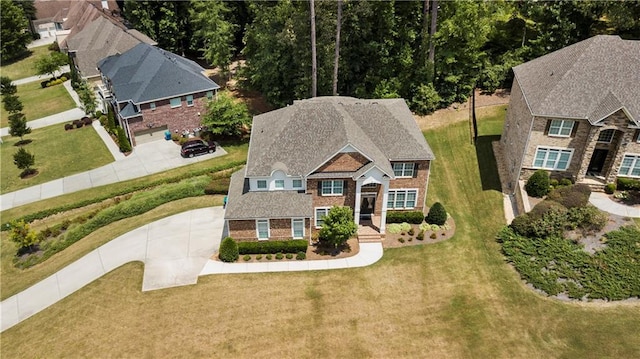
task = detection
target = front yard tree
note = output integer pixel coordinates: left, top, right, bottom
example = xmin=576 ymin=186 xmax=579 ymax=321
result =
xmin=34 ymin=52 xmax=68 ymax=79
xmin=8 ymin=220 xmax=40 ymax=253
xmin=77 ymin=80 xmax=97 ymax=115
xmin=319 ymin=206 xmax=357 ymax=248
xmin=9 ymin=113 xmax=31 ymax=142
xmin=201 ymin=90 xmax=251 ymax=137
xmin=2 ymin=94 xmax=24 ymax=114
xmin=13 ymin=147 xmax=36 ymax=177
xmin=1 ymin=76 xmax=17 ymax=96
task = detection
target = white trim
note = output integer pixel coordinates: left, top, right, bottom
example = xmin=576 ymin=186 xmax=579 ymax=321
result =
xmin=291 ymin=218 xmax=305 ymax=239
xmin=592 ymin=106 xmax=637 ymax=127
xmin=169 ymin=97 xmax=181 ymax=108
xmin=186 ymin=95 xmax=194 ymax=107
xmin=547 ymin=119 xmax=574 ymax=137
xmin=256 ymin=179 xmax=267 ymax=190
xmin=387 ymin=188 xmax=418 ymax=209
xmin=321 ymin=180 xmax=344 ymax=196
xmin=314 ymin=207 xmax=331 ymax=228
xmin=256 ymin=219 xmax=270 ymax=240
xmin=305 ymin=143 xmax=375 ymax=176
xmin=618 ymin=153 xmax=640 ymax=178
xmin=532 ymin=146 xmax=574 ymax=171
xmin=150 ymin=102 xmax=156 ymax=111
xmin=392 ymin=162 xmax=415 ymax=177
xmin=596 ymin=129 xmax=615 ymax=143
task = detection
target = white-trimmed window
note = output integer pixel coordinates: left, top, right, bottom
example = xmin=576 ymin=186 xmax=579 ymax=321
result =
xmin=186 ymin=95 xmax=194 ymax=106
xmin=292 ymin=218 xmax=305 ymax=238
xmin=256 ymin=180 xmax=267 ymax=190
xmin=387 ymin=189 xmax=417 ymax=209
xmin=619 ymin=154 xmax=640 ymax=178
xmin=393 ymin=163 xmax=415 ymax=177
xmin=321 ymin=180 xmax=343 ymax=195
xmin=275 ymin=179 xmax=285 ymax=189
xmin=315 ymin=207 xmax=330 ymax=227
xmin=548 ymin=119 xmax=574 ymax=137
xmin=256 ymin=219 xmax=269 ymax=240
xmin=292 ymin=179 xmax=303 ymax=189
xmin=170 ymin=97 xmax=181 ymax=108
xmin=206 ymin=91 xmax=213 ymax=100
xmin=533 ymin=147 xmax=573 ymax=170
xmin=597 ymin=129 xmax=615 ymax=143
xmin=150 ymin=102 xmax=156 ymax=111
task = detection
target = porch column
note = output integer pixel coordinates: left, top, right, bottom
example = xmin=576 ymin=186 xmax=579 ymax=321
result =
xmin=380 ymin=178 xmax=390 ymax=234
xmin=354 ymin=179 xmax=362 ymax=225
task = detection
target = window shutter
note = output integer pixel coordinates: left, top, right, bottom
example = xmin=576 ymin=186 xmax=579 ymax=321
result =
xmin=544 ymin=119 xmax=551 ymax=135
xmin=635 ymin=130 xmax=640 ymax=142
xmin=317 ymin=181 xmax=322 ymax=196
xmin=343 ymin=180 xmax=348 ymax=195
xmin=570 ymin=121 xmax=579 ymax=137
xmin=413 ymin=163 xmax=418 ymax=178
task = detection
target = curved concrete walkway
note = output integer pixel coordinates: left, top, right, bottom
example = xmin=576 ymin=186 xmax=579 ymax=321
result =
xmin=589 ymin=192 xmax=640 ymax=218
xmin=0 ymin=207 xmax=384 ymax=332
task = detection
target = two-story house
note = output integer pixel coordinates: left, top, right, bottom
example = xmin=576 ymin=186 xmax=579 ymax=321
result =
xmin=224 ymin=97 xmax=435 ymax=241
xmin=500 ymin=35 xmax=640 ymax=210
xmin=97 ymin=43 xmax=220 ymax=146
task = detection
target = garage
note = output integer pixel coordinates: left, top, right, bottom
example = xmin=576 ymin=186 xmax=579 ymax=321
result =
xmin=133 ymin=125 xmax=169 ymax=145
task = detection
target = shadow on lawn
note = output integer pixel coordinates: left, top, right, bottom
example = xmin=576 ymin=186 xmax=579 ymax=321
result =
xmin=474 ymin=134 xmax=501 ymax=192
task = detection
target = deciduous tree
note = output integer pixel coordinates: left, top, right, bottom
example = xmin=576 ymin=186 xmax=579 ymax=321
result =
xmin=34 ymin=52 xmax=68 ymax=79
xmin=8 ymin=219 xmax=40 ymax=252
xmin=13 ymin=147 xmax=36 ymax=177
xmin=0 ymin=0 xmax=31 ymax=62
xmin=189 ymin=0 xmax=237 ymax=73
xmin=201 ymin=91 xmax=251 ymax=137
xmin=9 ymin=113 xmax=32 ymax=143
xmin=0 ymin=76 xmax=17 ymax=96
xmin=319 ymin=206 xmax=357 ymax=248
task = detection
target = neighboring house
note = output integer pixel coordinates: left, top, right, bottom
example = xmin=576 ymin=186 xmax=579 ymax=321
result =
xmin=500 ymin=35 xmax=640 ymax=208
xmin=32 ymin=0 xmax=118 ymax=41
xmin=56 ymin=0 xmax=121 ymax=49
xmin=97 ymin=43 xmax=220 ymax=146
xmin=65 ymin=16 xmax=156 ymax=87
xmin=224 ymin=97 xmax=435 ymax=242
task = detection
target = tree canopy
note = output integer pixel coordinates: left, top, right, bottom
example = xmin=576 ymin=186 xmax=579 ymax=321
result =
xmin=34 ymin=52 xmax=68 ymax=79
xmin=0 ymin=0 xmax=32 ymax=63
xmin=318 ymin=206 xmax=357 ymax=248
xmin=189 ymin=0 xmax=237 ymax=73
xmin=201 ymin=91 xmax=251 ymax=137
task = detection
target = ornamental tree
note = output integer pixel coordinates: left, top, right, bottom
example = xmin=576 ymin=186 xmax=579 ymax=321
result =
xmin=319 ymin=206 xmax=357 ymax=248
xmin=8 ymin=219 xmax=40 ymax=252
xmin=34 ymin=52 xmax=68 ymax=79
xmin=13 ymin=146 xmax=36 ymax=177
xmin=201 ymin=90 xmax=251 ymax=137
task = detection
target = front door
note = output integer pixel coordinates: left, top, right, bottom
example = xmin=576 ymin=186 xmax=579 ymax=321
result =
xmin=360 ymin=194 xmax=376 ymax=219
xmin=587 ymin=149 xmax=608 ymax=174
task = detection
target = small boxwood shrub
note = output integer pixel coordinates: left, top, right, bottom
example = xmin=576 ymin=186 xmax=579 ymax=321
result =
xmin=546 ymin=184 xmax=591 ymax=209
xmin=237 ymin=239 xmax=308 ymax=255
xmin=525 ymin=170 xmax=551 ymax=197
xmin=219 ymin=237 xmax=239 ymax=262
xmin=266 ymin=254 xmax=272 ymax=260
xmin=256 ymin=254 xmax=263 ymax=260
xmin=296 ymin=252 xmax=306 ymax=260
xmin=430 ymin=232 xmax=437 ymax=239
xmin=617 ymin=177 xmax=640 ymax=191
xmin=275 ymin=252 xmax=284 ymax=260
xmin=416 ymin=230 xmax=424 ymax=240
xmin=559 ymin=178 xmax=573 ymax=186
xmin=243 ymin=254 xmax=251 ymax=261
xmin=285 ymin=253 xmax=293 ymax=259
xmin=386 ymin=211 xmax=424 ymax=224
xmin=64 ymin=123 xmax=73 ymax=131
xmin=426 ymin=202 xmax=447 ymax=226
xmin=604 ymin=183 xmax=616 ymax=194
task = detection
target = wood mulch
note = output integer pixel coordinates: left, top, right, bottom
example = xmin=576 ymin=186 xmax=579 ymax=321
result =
xmin=381 ymin=216 xmax=456 ymax=249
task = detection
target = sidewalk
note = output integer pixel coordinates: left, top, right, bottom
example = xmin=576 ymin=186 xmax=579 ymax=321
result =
xmin=0 ymin=206 xmax=384 ymax=332
xmin=12 ymin=65 xmax=71 ymax=85
xmin=0 ymin=107 xmax=84 ymax=136
xmin=589 ymin=192 xmax=640 ymax=218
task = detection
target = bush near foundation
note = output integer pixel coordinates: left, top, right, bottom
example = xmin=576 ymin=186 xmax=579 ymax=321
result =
xmin=238 ymin=239 xmax=308 ymax=255
xmin=425 ymin=202 xmax=447 ymax=226
xmin=386 ymin=210 xmax=424 ymax=224
xmin=219 ymin=237 xmax=239 ymax=262
xmin=525 ymin=169 xmax=550 ymax=197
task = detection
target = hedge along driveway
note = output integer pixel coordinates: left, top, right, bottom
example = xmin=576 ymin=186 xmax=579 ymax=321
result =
xmin=1 ymin=123 xmax=113 ymax=193
xmin=0 ymin=81 xmax=75 ymax=127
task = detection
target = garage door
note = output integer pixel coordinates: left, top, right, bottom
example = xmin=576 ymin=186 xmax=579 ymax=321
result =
xmin=134 ymin=125 xmax=169 ymax=145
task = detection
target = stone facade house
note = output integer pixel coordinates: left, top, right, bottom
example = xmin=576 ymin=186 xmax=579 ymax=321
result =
xmin=500 ymin=35 xmax=640 ymax=206
xmin=224 ymin=97 xmax=435 ymax=242
xmin=97 ymin=43 xmax=220 ymax=146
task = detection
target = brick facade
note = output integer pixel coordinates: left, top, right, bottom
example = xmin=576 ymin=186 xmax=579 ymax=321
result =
xmin=228 ymin=218 xmax=312 ymax=241
xmin=388 ymin=160 xmax=430 ymax=212
xmin=316 ymin=152 xmax=370 ymax=172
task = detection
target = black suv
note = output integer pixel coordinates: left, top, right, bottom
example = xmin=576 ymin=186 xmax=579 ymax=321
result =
xmin=180 ymin=139 xmax=216 ymax=158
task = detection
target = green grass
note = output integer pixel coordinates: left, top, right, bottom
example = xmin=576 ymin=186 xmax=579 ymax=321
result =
xmin=1 ymin=123 xmax=113 ymax=194
xmin=2 ymin=110 xmax=640 ymax=357
xmin=0 ymin=81 xmax=75 ymax=127
xmin=0 ymin=45 xmax=52 ymax=80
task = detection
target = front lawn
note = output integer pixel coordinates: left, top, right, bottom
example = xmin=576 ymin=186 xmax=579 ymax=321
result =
xmin=1 ymin=123 xmax=113 ymax=194
xmin=0 ymin=45 xmax=52 ymax=80
xmin=2 ymin=108 xmax=639 ymax=358
xmin=0 ymin=81 xmax=75 ymax=127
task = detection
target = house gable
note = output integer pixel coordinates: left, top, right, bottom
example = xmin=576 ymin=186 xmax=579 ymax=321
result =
xmin=314 ymin=147 xmax=371 ymax=174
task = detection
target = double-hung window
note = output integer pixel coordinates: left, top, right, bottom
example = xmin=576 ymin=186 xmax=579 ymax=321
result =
xmin=548 ymin=119 xmax=574 ymax=137
xmin=533 ymin=147 xmax=573 ymax=170
xmin=150 ymin=102 xmax=156 ymax=111
xmin=393 ymin=163 xmax=415 ymax=177
xmin=186 ymin=95 xmax=194 ymax=106
xmin=597 ymin=129 xmax=615 ymax=143
xmin=275 ymin=179 xmax=285 ymax=189
xmin=292 ymin=179 xmax=303 ymax=189
xmin=292 ymin=218 xmax=305 ymax=238
xmin=321 ymin=180 xmax=343 ymax=195
xmin=256 ymin=219 xmax=269 ymax=240
xmin=387 ymin=190 xmax=417 ymax=209
xmin=315 ymin=208 xmax=330 ymax=227
xmin=619 ymin=155 xmax=640 ymax=178
xmin=170 ymin=97 xmax=181 ymax=108
xmin=256 ymin=180 xmax=267 ymax=190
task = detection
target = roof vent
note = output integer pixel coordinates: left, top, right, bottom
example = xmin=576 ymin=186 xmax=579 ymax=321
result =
xmin=550 ymin=71 xmax=554 ymax=76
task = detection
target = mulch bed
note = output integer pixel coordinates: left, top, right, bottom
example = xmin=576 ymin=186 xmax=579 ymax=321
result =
xmin=382 ymin=216 xmax=456 ymax=249
xmin=610 ymin=190 xmax=640 ymax=207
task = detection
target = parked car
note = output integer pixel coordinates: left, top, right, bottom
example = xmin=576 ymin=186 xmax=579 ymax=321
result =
xmin=180 ymin=139 xmax=216 ymax=158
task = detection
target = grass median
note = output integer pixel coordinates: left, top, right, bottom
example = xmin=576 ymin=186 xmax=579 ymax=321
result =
xmin=0 ymin=81 xmax=76 ymax=128
xmin=2 ymin=108 xmax=638 ymax=358
xmin=0 ymin=45 xmax=52 ymax=80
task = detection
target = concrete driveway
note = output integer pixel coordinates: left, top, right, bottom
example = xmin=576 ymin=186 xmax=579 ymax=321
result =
xmin=1 ymin=207 xmax=225 ymax=332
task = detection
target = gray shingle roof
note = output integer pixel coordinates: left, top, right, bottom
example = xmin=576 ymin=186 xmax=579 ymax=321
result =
xmin=119 ymin=102 xmax=140 ymax=119
xmin=97 ymin=43 xmax=220 ymax=104
xmin=66 ymin=17 xmax=155 ymax=78
xmin=246 ymin=97 xmax=434 ymax=177
xmin=513 ymin=35 xmax=640 ymax=124
xmin=225 ymin=169 xmax=313 ymax=220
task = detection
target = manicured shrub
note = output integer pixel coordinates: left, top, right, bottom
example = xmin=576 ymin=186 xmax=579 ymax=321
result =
xmin=567 ymin=205 xmax=607 ymax=232
xmin=386 ymin=210 xmax=424 ymax=224
xmin=296 ymin=252 xmax=306 ymax=260
xmin=219 ymin=237 xmax=239 ymax=262
xmin=398 ymin=238 xmax=405 ymax=243
xmin=237 ymin=239 xmax=308 ymax=255
xmin=285 ymin=253 xmax=293 ymax=259
xmin=510 ymin=214 xmax=534 ymax=237
xmin=59 ymin=76 xmax=67 ymax=82
xmin=64 ymin=123 xmax=73 ymax=131
xmin=559 ymin=178 xmax=573 ymax=186
xmin=547 ymin=184 xmax=591 ymax=209
xmin=243 ymin=254 xmax=251 ymax=261
xmin=266 ymin=254 xmax=272 ymax=260
xmin=117 ymin=127 xmax=132 ymax=152
xmin=408 ymin=227 xmax=415 ymax=236
xmin=617 ymin=177 xmax=640 ymax=191
xmin=416 ymin=230 xmax=424 ymax=240
xmin=549 ymin=179 xmax=559 ymax=188
xmin=95 ymin=110 xmax=103 ymax=118
xmin=255 ymin=254 xmax=262 ymax=260
xmin=430 ymin=232 xmax=437 ymax=239
xmin=275 ymin=252 xmax=284 ymax=260
xmin=525 ymin=169 xmax=550 ymax=197
xmin=425 ymin=202 xmax=447 ymax=226
xmin=82 ymin=117 xmax=92 ymax=126
xmin=604 ymin=183 xmax=616 ymax=194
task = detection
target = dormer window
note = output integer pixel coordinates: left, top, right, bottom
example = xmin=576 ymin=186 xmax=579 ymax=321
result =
xmin=257 ymin=180 xmax=267 ymax=190
xmin=275 ymin=179 xmax=285 ymax=189
xmin=292 ymin=179 xmax=303 ymax=188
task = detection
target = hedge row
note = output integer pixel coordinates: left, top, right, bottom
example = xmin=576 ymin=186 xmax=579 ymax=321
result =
xmin=617 ymin=177 xmax=640 ymax=191
xmin=2 ymin=160 xmax=245 ymax=230
xmin=15 ymin=176 xmax=212 ymax=269
xmin=238 ymin=239 xmax=308 ymax=255
xmin=386 ymin=210 xmax=424 ymax=224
